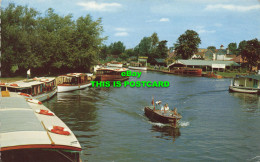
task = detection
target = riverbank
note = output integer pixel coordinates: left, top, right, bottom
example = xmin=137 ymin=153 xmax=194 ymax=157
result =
xmin=0 ymin=77 xmax=27 ymax=83
xmin=147 ymin=67 xmax=249 ymax=78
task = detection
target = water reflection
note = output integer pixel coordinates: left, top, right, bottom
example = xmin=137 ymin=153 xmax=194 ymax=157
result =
xmin=230 ymin=92 xmax=260 ymax=113
xmin=151 ymin=125 xmax=181 ymax=142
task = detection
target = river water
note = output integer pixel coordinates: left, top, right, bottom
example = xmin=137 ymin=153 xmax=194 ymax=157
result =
xmin=44 ymin=71 xmax=260 ymax=161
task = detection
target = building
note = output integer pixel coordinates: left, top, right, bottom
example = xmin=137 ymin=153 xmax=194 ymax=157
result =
xmin=168 ymin=59 xmax=240 ymax=71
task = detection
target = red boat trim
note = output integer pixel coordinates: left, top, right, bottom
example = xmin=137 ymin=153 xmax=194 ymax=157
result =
xmin=1 ymin=144 xmax=82 ymax=152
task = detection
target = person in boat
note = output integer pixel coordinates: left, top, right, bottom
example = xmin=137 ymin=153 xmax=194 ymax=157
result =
xmin=161 ymin=103 xmax=169 ymax=111
xmin=155 ymin=101 xmax=162 ymax=109
xmin=173 ymin=107 xmax=179 ymax=116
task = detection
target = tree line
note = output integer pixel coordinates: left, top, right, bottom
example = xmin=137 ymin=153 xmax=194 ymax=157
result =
xmin=207 ymin=39 xmax=260 ymax=71
xmin=1 ymin=3 xmax=105 ymax=76
xmin=1 ymin=3 xmax=260 ymax=77
xmin=99 ymin=32 xmax=169 ymax=64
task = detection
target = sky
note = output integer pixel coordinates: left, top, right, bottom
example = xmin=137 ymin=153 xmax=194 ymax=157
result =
xmin=2 ymin=0 xmax=260 ymax=49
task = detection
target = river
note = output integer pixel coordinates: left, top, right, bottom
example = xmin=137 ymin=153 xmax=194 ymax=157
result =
xmin=44 ymin=71 xmax=260 ymax=161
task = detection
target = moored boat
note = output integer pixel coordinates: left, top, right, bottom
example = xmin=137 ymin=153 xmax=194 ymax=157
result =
xmin=56 ymin=73 xmax=92 ymax=92
xmin=167 ymin=63 xmax=202 ymax=76
xmin=107 ymin=61 xmax=123 ymax=68
xmin=0 ymin=91 xmax=82 ymax=162
xmin=167 ymin=67 xmax=202 ymax=76
xmin=128 ymin=62 xmax=147 ymax=71
xmin=95 ymin=67 xmax=129 ymax=81
xmin=0 ymin=77 xmax=57 ymax=101
xmin=229 ymin=74 xmax=260 ymax=94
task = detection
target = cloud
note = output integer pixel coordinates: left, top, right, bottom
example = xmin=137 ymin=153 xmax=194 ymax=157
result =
xmin=146 ymin=18 xmax=170 ymax=23
xmin=205 ymin=4 xmax=260 ymax=12
xmin=114 ymin=28 xmax=128 ymax=37
xmin=114 ymin=32 xmax=128 ymax=37
xmin=159 ymin=18 xmax=170 ymax=22
xmin=77 ymin=1 xmax=122 ymax=12
xmin=198 ymin=29 xmax=216 ymax=34
xmin=115 ymin=28 xmax=127 ymax=32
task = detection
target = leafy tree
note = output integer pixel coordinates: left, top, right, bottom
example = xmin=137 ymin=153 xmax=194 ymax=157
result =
xmin=1 ymin=4 xmax=105 ymax=76
xmin=174 ymin=30 xmax=201 ymax=59
xmin=137 ymin=37 xmax=152 ymax=57
xmin=240 ymin=39 xmax=260 ymax=71
xmin=228 ymin=42 xmax=237 ymax=55
xmin=237 ymin=40 xmax=247 ymax=56
xmin=108 ymin=41 xmax=126 ymax=56
xmin=155 ymin=40 xmax=168 ymax=59
xmin=207 ymin=46 xmax=216 ymax=52
xmin=151 ymin=32 xmax=159 ymax=48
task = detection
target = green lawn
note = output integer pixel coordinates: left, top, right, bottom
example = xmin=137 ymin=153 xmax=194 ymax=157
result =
xmin=216 ymin=72 xmax=248 ymax=78
xmin=0 ymin=77 xmax=27 ymax=83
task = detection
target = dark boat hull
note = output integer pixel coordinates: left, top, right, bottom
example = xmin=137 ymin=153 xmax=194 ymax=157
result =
xmin=144 ymin=106 xmax=181 ymax=127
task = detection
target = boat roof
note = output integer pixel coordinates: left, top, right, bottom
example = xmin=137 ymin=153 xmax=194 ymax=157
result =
xmin=0 ymin=92 xmax=81 ymax=152
xmin=97 ymin=67 xmax=128 ymax=72
xmin=0 ymin=77 xmax=56 ymax=89
xmin=58 ymin=73 xmax=92 ymax=78
xmin=236 ymin=74 xmax=260 ymax=80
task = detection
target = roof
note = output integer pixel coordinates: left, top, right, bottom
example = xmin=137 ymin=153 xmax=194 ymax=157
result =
xmin=0 ymin=92 xmax=81 ymax=151
xmin=216 ymin=49 xmax=227 ymax=55
xmin=168 ymin=59 xmax=240 ymax=67
xmin=1 ymin=77 xmax=56 ymax=89
xmin=237 ymin=74 xmax=260 ymax=80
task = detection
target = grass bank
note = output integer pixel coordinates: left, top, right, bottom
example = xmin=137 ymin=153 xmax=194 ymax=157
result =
xmin=0 ymin=77 xmax=27 ymax=83
xmin=216 ymin=72 xmax=248 ymax=78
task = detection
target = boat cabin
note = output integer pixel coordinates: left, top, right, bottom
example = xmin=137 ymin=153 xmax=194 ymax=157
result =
xmin=0 ymin=77 xmax=56 ymax=97
xmin=232 ymin=75 xmax=260 ymax=89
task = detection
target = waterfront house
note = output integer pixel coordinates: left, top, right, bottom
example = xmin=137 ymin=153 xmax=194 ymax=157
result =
xmin=169 ymin=60 xmax=240 ymax=71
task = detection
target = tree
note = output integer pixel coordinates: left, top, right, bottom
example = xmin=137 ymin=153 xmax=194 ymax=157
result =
xmin=155 ymin=40 xmax=168 ymax=59
xmin=237 ymin=40 xmax=247 ymax=56
xmin=240 ymin=39 xmax=260 ymax=71
xmin=207 ymin=46 xmax=216 ymax=52
xmin=137 ymin=37 xmax=152 ymax=57
xmin=1 ymin=4 xmax=105 ymax=76
xmin=228 ymin=42 xmax=237 ymax=55
xmin=108 ymin=41 xmax=126 ymax=56
xmin=174 ymin=30 xmax=201 ymax=59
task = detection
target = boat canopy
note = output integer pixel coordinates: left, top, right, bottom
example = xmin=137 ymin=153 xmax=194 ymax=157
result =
xmin=236 ymin=74 xmax=260 ymax=80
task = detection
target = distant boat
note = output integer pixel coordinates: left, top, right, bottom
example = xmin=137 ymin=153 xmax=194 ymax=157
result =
xmin=95 ymin=67 xmax=129 ymax=81
xmin=0 ymin=77 xmax=57 ymax=101
xmin=204 ymin=72 xmax=223 ymax=79
xmin=107 ymin=61 xmax=123 ymax=68
xmin=57 ymin=73 xmax=92 ymax=92
xmin=0 ymin=91 xmax=82 ymax=161
xmin=165 ymin=67 xmax=202 ymax=76
xmin=144 ymin=106 xmax=182 ymax=128
xmin=229 ymin=74 xmax=260 ymax=94
xmin=128 ymin=62 xmax=147 ymax=71
xmin=167 ymin=63 xmax=202 ymax=76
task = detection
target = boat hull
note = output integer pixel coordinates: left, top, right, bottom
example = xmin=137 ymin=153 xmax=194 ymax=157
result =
xmin=170 ymin=68 xmax=202 ymax=76
xmin=32 ymin=88 xmax=57 ymax=101
xmin=57 ymin=83 xmax=92 ymax=92
xmin=229 ymin=86 xmax=259 ymax=94
xmin=144 ymin=106 xmax=181 ymax=127
xmin=128 ymin=66 xmax=147 ymax=71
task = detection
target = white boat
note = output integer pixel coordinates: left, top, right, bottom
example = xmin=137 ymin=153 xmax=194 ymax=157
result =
xmin=57 ymin=73 xmax=92 ymax=92
xmin=107 ymin=62 xmax=123 ymax=68
xmin=0 ymin=91 xmax=81 ymax=161
xmin=0 ymin=77 xmax=57 ymax=101
xmin=128 ymin=66 xmax=147 ymax=71
xmin=229 ymin=74 xmax=260 ymax=94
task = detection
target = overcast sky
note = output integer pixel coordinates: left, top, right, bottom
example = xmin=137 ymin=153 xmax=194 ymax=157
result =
xmin=2 ymin=0 xmax=260 ymax=49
